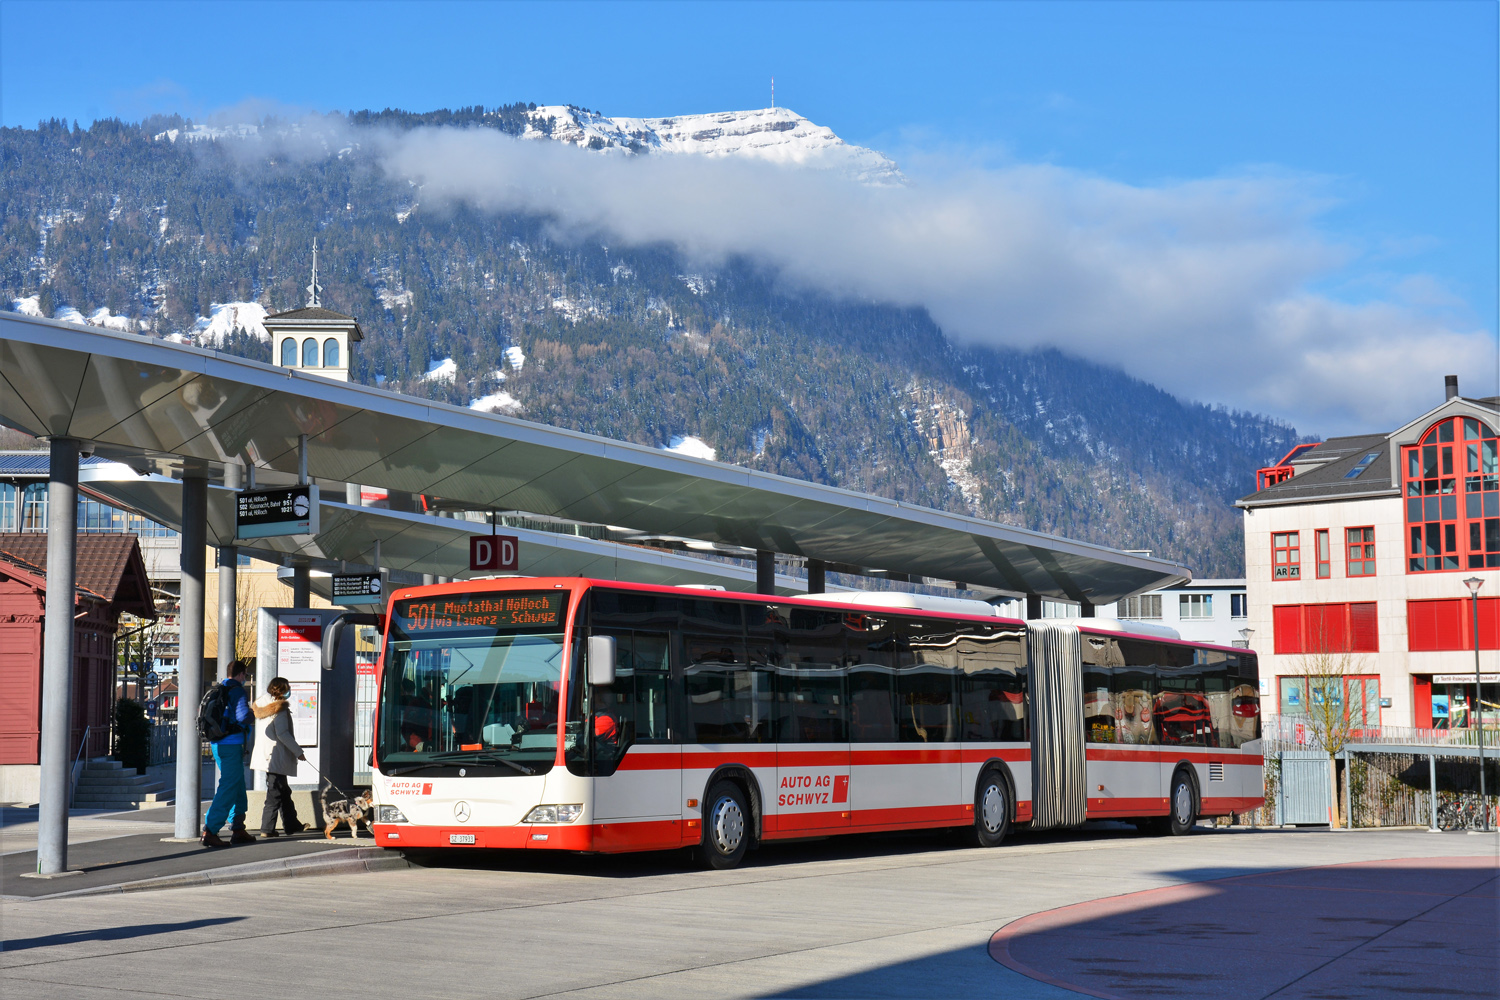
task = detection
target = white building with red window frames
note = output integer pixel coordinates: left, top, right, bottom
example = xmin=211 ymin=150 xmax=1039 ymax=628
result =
xmin=1237 ymin=376 xmax=1499 ymax=731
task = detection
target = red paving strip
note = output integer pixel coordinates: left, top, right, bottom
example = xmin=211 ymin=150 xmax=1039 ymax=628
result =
xmin=989 ymin=855 xmax=1499 ymax=1000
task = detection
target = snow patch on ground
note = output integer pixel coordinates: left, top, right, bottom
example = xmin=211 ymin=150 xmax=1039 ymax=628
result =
xmin=677 ymin=274 xmax=715 ymax=296
xmin=88 ymin=307 xmax=135 ymax=332
xmin=470 ymin=391 xmax=523 ymax=415
xmin=662 ymin=435 xmax=717 ymax=461
xmin=421 ymin=358 xmax=457 ymax=382
xmin=53 ymin=306 xmax=86 ymax=325
xmin=10 ymin=296 xmax=42 ymax=317
xmin=193 ymin=301 xmax=269 ymax=344
xmin=504 ymin=346 xmax=525 ymax=371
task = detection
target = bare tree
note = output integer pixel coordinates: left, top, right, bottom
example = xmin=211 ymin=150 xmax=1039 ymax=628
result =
xmin=1296 ymin=643 xmax=1367 ymax=829
xmin=234 ymin=569 xmax=260 ymax=665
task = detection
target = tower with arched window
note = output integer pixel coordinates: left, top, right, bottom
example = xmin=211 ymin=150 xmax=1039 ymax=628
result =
xmin=264 ymin=305 xmax=363 ymax=381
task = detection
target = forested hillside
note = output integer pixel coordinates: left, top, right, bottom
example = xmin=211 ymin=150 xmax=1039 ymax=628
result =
xmin=0 ymin=111 xmax=1304 ymax=577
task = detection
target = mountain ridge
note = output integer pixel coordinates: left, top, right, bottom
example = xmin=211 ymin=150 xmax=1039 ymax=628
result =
xmin=0 ymin=108 xmax=1303 ymax=577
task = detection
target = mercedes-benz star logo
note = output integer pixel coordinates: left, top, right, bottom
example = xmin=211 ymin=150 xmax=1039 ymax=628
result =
xmin=454 ymin=801 xmax=471 ymax=823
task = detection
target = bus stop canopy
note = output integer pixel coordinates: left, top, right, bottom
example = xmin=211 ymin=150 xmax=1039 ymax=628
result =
xmin=78 ymin=463 xmax=811 ymax=595
xmin=0 ymin=311 xmax=1190 ymax=604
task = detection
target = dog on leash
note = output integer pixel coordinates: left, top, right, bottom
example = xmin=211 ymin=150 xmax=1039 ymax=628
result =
xmin=320 ymin=779 xmax=374 ymax=840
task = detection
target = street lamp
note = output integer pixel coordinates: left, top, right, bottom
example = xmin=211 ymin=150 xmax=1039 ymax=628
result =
xmin=1239 ymin=627 xmax=1255 ymax=648
xmin=1463 ymin=576 xmax=1488 ymax=834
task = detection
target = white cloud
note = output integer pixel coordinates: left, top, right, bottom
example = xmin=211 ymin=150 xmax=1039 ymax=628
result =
xmin=362 ymin=124 xmax=1495 ymax=435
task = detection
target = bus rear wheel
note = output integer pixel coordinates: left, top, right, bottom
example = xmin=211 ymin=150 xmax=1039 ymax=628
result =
xmin=1166 ymin=769 xmax=1197 ymax=836
xmin=700 ymin=780 xmax=750 ymax=870
xmin=971 ymin=769 xmax=1011 ymax=848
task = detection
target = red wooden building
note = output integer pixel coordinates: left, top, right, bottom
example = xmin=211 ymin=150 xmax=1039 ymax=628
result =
xmin=0 ymin=534 xmax=155 ymax=785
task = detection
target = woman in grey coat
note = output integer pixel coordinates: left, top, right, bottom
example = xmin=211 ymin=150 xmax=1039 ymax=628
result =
xmin=252 ymin=677 xmax=307 ymax=837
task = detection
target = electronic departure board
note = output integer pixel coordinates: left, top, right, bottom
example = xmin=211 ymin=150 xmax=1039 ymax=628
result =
xmin=392 ymin=591 xmax=568 ymax=633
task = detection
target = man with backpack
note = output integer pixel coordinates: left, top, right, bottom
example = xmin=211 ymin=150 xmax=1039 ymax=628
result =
xmin=200 ymin=660 xmax=256 ymax=847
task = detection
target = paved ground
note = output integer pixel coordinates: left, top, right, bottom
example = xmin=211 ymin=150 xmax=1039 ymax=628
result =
xmin=2 ymin=823 xmax=1495 ymax=999
xmin=1 ymin=805 xmax=197 ymax=857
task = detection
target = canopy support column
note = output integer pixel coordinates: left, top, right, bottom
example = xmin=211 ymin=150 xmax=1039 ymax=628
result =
xmin=806 ymin=559 xmax=825 ymax=594
xmin=173 ymin=471 xmax=208 ymax=841
xmin=36 ymin=436 xmax=79 ymax=875
xmin=756 ymin=551 xmax=775 ymax=595
xmin=216 ymin=462 xmax=242 ymax=681
xmin=292 ymin=564 xmax=310 ymax=607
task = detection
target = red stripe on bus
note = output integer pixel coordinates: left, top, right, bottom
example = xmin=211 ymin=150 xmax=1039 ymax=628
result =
xmin=616 ymin=746 xmax=1033 ymax=771
xmin=1085 ymin=747 xmax=1264 ymax=765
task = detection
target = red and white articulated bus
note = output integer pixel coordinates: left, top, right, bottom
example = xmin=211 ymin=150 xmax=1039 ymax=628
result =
xmin=354 ymin=578 xmax=1263 ymax=868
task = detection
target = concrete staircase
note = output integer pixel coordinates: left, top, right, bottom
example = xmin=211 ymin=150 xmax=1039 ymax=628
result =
xmin=72 ymin=760 xmax=174 ymax=810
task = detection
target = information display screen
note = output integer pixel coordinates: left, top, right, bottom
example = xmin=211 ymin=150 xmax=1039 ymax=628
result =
xmin=391 ymin=591 xmax=569 ymax=634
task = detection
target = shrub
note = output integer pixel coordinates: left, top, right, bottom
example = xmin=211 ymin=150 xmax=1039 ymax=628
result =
xmin=114 ymin=698 xmax=150 ymax=773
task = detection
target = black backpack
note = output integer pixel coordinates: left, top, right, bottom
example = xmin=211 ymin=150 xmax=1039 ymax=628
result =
xmin=197 ymin=682 xmax=242 ymax=742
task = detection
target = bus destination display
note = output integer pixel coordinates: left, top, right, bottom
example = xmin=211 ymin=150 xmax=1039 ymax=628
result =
xmin=394 ymin=592 xmax=566 ymax=632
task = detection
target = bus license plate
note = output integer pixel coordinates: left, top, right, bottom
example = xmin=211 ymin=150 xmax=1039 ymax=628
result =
xmin=449 ymin=833 xmax=476 ymax=845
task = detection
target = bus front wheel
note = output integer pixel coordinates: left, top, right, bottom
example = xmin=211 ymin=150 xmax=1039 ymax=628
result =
xmin=700 ymin=780 xmax=750 ymax=870
xmin=971 ymin=769 xmax=1011 ymax=848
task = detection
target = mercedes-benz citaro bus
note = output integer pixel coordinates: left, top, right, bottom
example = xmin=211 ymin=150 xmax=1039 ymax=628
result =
xmin=336 ymin=577 xmax=1263 ymax=869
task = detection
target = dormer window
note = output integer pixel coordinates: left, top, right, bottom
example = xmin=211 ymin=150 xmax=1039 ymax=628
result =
xmin=1403 ymin=416 xmax=1500 ymax=571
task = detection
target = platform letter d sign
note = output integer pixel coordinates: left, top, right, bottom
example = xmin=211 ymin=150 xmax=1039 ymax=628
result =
xmin=471 ymin=535 xmax=519 ymax=572
xmin=471 ymin=536 xmax=497 ymax=571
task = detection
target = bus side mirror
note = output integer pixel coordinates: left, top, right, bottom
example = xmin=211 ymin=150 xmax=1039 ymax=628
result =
xmin=587 ymin=635 xmax=617 ymax=687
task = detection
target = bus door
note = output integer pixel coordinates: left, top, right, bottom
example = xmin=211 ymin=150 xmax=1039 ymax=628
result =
xmin=775 ymin=664 xmax=851 ymax=833
xmin=589 ymin=630 xmax=681 ymax=839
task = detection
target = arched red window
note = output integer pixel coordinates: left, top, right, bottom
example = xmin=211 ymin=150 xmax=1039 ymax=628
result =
xmin=1403 ymin=416 xmax=1500 ymax=572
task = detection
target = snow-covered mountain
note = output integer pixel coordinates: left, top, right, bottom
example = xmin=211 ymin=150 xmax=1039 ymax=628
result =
xmin=520 ymin=106 xmax=903 ymax=184
xmin=154 ymin=104 xmax=902 ymax=184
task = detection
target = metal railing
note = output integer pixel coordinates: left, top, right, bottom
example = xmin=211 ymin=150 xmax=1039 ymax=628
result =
xmin=1263 ymin=714 xmax=1498 ymax=750
xmin=149 ymin=721 xmax=177 ymax=766
xmin=68 ymin=725 xmax=93 ymax=806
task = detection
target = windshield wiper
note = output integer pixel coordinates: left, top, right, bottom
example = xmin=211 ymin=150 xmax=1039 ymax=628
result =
xmin=387 ymin=750 xmax=536 ymax=776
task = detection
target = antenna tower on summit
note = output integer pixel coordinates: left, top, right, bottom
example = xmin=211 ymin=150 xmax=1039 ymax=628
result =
xmin=771 ymin=76 xmax=775 ymax=110
xmin=307 ymin=238 xmax=323 ymax=307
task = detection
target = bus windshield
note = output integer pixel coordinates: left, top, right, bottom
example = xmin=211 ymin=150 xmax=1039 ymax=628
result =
xmin=377 ymin=590 xmax=574 ymax=774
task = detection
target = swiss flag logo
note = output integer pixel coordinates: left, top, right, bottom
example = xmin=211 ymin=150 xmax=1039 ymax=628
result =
xmin=833 ymin=775 xmax=849 ymax=804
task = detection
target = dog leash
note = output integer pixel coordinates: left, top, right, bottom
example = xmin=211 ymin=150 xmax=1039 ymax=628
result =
xmin=297 ymin=756 xmax=359 ymax=801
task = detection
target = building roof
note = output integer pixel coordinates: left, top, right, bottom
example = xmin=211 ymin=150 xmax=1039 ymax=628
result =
xmin=0 ymin=311 xmax=1191 ymax=604
xmin=1237 ymin=433 xmax=1394 ymax=507
xmin=0 ymin=533 xmax=156 ymax=617
xmin=263 ymin=306 xmax=364 ymax=342
xmin=0 ymin=452 xmax=115 ymax=476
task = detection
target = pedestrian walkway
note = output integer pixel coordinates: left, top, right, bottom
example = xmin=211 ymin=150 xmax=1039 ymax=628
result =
xmin=2 ymin=825 xmax=393 ymax=899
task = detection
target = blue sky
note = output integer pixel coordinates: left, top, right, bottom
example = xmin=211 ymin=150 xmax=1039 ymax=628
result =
xmin=1 ymin=0 xmax=1495 ymax=431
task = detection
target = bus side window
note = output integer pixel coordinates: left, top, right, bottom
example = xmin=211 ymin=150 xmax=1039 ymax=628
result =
xmin=779 ymin=609 xmax=847 ymax=742
xmin=848 ymin=618 xmax=898 ymax=742
xmin=1081 ymin=635 xmax=1121 ymax=744
xmin=1156 ymin=665 xmax=1208 ymax=747
xmin=594 ymin=630 xmax=672 ymax=757
xmin=684 ymin=636 xmax=771 ymax=743
xmin=1113 ymin=641 xmax=1158 ymax=745
xmin=899 ymin=618 xmax=956 ymax=743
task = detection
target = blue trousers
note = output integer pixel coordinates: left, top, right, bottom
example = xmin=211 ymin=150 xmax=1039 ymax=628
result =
xmin=205 ymin=742 xmax=247 ymax=834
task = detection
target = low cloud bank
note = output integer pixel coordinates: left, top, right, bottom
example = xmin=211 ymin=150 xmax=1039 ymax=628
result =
xmin=365 ymin=124 xmax=1491 ymax=436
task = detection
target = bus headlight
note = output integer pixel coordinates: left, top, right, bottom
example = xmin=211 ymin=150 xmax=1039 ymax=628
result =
xmin=377 ymin=805 xmax=409 ymax=824
xmin=523 ymin=804 xmax=583 ymax=824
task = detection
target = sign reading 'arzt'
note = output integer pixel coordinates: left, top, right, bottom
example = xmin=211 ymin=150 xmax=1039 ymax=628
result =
xmin=470 ymin=535 xmax=519 ymax=572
